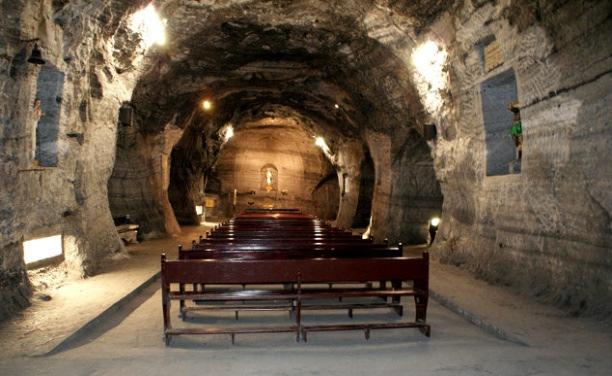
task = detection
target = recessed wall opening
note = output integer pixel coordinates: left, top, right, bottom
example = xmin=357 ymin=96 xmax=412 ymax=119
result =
xmin=34 ymin=65 xmax=65 ymax=167
xmin=312 ymin=171 xmax=340 ymax=221
xmin=201 ymin=173 xmax=223 ymax=222
xmin=388 ymin=128 xmax=443 ymax=244
xmin=476 ymin=35 xmax=501 ymax=72
xmin=480 ymin=68 xmax=520 ymax=176
xmin=342 ymin=173 xmax=349 ymax=196
xmin=352 ymin=147 xmax=375 ymax=228
xmin=22 ymin=234 xmax=63 ymax=269
xmin=208 ymin=122 xmax=339 ymax=219
xmin=260 ymin=164 xmax=279 ymax=192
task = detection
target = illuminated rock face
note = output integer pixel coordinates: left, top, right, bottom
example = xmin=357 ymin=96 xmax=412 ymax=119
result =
xmin=425 ymin=0 xmax=612 ymax=318
xmin=211 ymin=123 xmax=338 ymax=219
xmin=0 ymin=0 xmax=610 ymax=321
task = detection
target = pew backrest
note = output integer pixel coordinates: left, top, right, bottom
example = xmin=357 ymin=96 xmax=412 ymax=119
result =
xmin=162 ymin=255 xmax=428 ymax=286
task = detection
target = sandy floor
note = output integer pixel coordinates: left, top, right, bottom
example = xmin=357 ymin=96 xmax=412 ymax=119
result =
xmin=0 ymin=229 xmax=610 ymax=375
xmin=0 ymin=225 xmax=211 ymax=357
xmin=0 ymin=288 xmax=610 ymax=376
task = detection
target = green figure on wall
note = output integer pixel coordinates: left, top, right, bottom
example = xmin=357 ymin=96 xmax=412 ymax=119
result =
xmin=508 ymin=100 xmax=522 ymax=160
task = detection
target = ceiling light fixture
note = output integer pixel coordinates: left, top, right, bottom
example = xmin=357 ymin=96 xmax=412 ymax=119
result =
xmin=202 ymin=99 xmax=213 ymax=111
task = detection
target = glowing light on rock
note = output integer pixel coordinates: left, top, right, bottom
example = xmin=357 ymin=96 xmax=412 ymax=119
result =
xmin=220 ymin=124 xmax=234 ymax=143
xmin=202 ymin=99 xmax=213 ymax=111
xmin=195 ymin=205 xmax=204 ymax=216
xmin=430 ymin=217 xmax=441 ymax=227
xmin=23 ymin=235 xmax=63 ymax=265
xmin=315 ymin=137 xmax=326 ymax=148
xmin=315 ymin=136 xmax=332 ymax=158
xmin=334 ymin=103 xmax=340 ymax=109
xmin=223 ymin=125 xmax=234 ymax=141
xmin=129 ymin=4 xmax=167 ymax=48
xmin=362 ymin=216 xmax=373 ymax=240
xmin=411 ymin=41 xmax=448 ymax=115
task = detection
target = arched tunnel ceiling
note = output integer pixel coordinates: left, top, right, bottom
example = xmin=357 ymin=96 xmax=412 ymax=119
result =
xmin=127 ymin=0 xmax=454 ymax=138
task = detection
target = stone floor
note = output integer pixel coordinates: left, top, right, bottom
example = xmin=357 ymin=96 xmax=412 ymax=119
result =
xmin=0 ymin=225 xmax=211 ymax=357
xmin=0 ymin=228 xmax=610 ymax=375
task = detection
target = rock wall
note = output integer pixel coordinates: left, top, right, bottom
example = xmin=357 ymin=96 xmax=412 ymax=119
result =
xmin=2 ymin=0 xmax=608 ymax=323
xmin=108 ymin=121 xmax=183 ymax=237
xmin=389 ymin=128 xmax=443 ymax=244
xmin=0 ymin=0 xmax=148 ymax=321
xmin=214 ymin=124 xmax=337 ymax=216
xmin=426 ymin=0 xmax=612 ymax=317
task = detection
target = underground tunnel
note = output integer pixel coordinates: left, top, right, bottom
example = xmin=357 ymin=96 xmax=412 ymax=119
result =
xmin=0 ymin=0 xmax=610 ymax=374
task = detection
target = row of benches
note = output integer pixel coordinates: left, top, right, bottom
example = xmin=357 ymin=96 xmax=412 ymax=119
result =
xmin=160 ymin=210 xmax=430 ymax=345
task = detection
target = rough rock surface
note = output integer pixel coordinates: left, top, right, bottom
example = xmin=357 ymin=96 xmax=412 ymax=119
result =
xmin=428 ymin=0 xmax=612 ymax=318
xmin=1 ymin=0 xmax=610 ymax=322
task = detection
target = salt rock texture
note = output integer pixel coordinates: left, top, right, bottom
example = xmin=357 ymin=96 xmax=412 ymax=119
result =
xmin=0 ymin=0 xmax=610 ymax=323
xmin=429 ymin=0 xmax=612 ymax=318
xmin=212 ymin=121 xmax=338 ymax=220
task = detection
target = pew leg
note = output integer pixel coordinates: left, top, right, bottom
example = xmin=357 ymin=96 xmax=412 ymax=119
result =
xmin=192 ymin=283 xmax=198 ymax=293
xmin=419 ymin=325 xmax=431 ymax=338
xmin=302 ymin=329 xmax=308 ymax=343
xmin=414 ymin=280 xmax=431 ymax=337
xmin=179 ymin=283 xmax=186 ymax=320
xmin=364 ymin=328 xmax=370 ymax=340
xmin=231 ymin=333 xmax=236 ymax=345
xmin=379 ymin=280 xmax=388 ymax=302
xmin=161 ymin=279 xmax=171 ymax=346
xmin=296 ymin=299 xmax=302 ymax=343
xmin=235 ymin=311 xmax=239 ymax=320
xmin=296 ymin=279 xmax=302 ymax=343
xmin=414 ymin=295 xmax=428 ymax=321
xmin=391 ymin=281 xmax=401 ymax=304
xmin=393 ymin=304 xmax=404 ymax=316
xmin=348 ymin=308 xmax=353 ymax=318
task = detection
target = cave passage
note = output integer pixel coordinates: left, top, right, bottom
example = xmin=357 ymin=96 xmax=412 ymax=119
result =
xmin=1 ymin=2 xmax=610 ymax=366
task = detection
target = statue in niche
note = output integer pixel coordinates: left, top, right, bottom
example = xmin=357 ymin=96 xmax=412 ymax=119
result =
xmin=260 ymin=164 xmax=278 ymax=192
xmin=508 ymin=100 xmax=522 ymax=160
xmin=31 ymin=98 xmax=43 ymax=165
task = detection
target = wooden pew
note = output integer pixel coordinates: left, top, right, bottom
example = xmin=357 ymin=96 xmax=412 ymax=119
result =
xmin=179 ymin=241 xmax=402 ymax=320
xmin=243 ymin=208 xmax=302 ymax=214
xmin=191 ymin=243 xmax=391 ymax=252
xmin=180 ymin=246 xmax=401 ymax=260
xmin=161 ymin=254 xmax=430 ymax=345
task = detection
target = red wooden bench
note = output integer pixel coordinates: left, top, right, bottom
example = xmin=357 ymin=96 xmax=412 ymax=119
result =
xmin=161 ymin=254 xmax=430 ymax=345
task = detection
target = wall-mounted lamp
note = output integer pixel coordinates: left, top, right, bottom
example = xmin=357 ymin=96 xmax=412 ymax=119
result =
xmin=20 ymin=38 xmax=46 ymax=65
xmin=429 ymin=217 xmax=440 ymax=245
xmin=28 ymin=43 xmax=46 ymax=65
